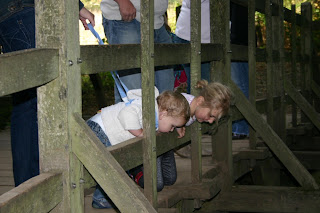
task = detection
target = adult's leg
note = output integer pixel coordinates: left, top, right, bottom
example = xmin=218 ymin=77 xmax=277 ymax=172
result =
xmin=154 ymin=25 xmax=174 ymax=92
xmin=160 ymin=150 xmax=177 ymax=186
xmin=231 ymin=62 xmax=249 ymax=136
xmin=0 ymin=7 xmax=39 ymax=186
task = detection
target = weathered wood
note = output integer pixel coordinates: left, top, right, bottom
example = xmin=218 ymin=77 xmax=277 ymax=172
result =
xmin=284 ymin=78 xmax=320 ymax=131
xmin=233 ymin=148 xmax=270 ymax=162
xmin=72 ymin=113 xmax=157 ymax=212
xmin=0 ymin=173 xmax=62 ymax=213
xmin=312 ymin=80 xmax=320 ymax=99
xmin=287 ymin=136 xmax=320 ymax=151
xmin=158 ymin=208 xmax=179 ymax=213
xmin=291 ymin=4 xmax=298 ymax=127
xmin=36 ymin=0 xmax=83 ymax=212
xmin=265 ymin=0 xmax=274 ymax=128
xmin=0 ymin=48 xmax=59 ymax=97
xmin=80 ymin=43 xmax=222 ymax=74
xmin=293 ymin=151 xmax=320 ymax=170
xmin=248 ymin=0 xmax=257 ymax=150
xmin=202 ymin=185 xmax=320 ymax=212
xmin=190 ymin=0 xmax=202 ymax=186
xmin=140 ymin=0 xmax=158 ymax=207
xmin=231 ymin=81 xmax=319 ymax=189
xmin=273 ymin=0 xmax=286 ymax=141
xmin=158 ymin=179 xmax=221 ymax=209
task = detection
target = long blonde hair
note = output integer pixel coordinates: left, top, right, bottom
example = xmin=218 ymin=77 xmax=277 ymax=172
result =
xmin=195 ymin=80 xmax=233 ymax=120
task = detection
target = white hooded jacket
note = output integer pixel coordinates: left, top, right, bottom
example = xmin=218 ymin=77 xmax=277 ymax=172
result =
xmin=93 ymin=87 xmax=160 ymax=145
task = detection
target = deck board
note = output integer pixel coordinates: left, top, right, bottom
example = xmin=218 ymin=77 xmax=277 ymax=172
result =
xmin=0 ymin=127 xmax=255 ymax=212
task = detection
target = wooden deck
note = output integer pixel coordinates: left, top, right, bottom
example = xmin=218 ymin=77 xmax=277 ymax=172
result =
xmin=0 ymin=127 xmax=257 ymax=212
xmin=0 ymin=128 xmax=14 ymax=196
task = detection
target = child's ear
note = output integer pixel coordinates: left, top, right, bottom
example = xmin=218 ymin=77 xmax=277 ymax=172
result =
xmin=159 ymin=110 xmax=168 ymax=120
xmin=196 ymin=96 xmax=205 ymax=106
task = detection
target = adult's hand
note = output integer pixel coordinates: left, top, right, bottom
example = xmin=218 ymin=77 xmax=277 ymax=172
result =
xmin=79 ymin=7 xmax=95 ymax=30
xmin=115 ymin=0 xmax=136 ymax=22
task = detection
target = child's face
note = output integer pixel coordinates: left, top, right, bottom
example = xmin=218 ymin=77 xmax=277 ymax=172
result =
xmin=158 ymin=113 xmax=186 ymax=133
xmin=194 ymin=106 xmax=221 ymax=124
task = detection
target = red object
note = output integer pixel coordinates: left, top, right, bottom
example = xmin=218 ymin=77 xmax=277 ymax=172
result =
xmin=134 ymin=171 xmax=144 ymax=184
xmin=174 ymin=70 xmax=188 ymax=88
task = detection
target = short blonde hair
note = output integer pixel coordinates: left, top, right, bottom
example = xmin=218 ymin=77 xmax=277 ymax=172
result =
xmin=195 ymin=80 xmax=233 ymax=120
xmin=157 ymin=91 xmax=190 ymax=122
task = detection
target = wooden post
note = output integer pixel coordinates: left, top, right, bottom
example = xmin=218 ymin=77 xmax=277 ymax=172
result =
xmin=140 ymin=0 xmax=157 ymax=208
xmin=272 ymin=0 xmax=286 ymax=141
xmin=291 ymin=4 xmax=298 ymax=127
xmin=190 ymin=0 xmax=202 ymax=185
xmin=35 ymin=0 xmax=83 ymax=212
xmin=265 ymin=0 xmax=274 ymax=128
xmin=210 ymin=0 xmax=233 ymax=192
xmin=248 ymin=0 xmax=257 ymax=152
xmin=300 ymin=2 xmax=313 ymax=123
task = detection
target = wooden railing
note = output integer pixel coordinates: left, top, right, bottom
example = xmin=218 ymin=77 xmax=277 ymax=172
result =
xmin=0 ymin=0 xmax=320 ymax=212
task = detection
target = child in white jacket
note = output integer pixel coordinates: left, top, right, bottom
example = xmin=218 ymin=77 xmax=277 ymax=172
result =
xmin=87 ymin=87 xmax=190 ymax=209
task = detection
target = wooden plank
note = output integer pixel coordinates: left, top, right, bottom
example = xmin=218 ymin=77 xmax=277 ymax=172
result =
xmin=80 ymin=44 xmax=222 ymax=74
xmin=233 ymin=148 xmax=270 ymax=162
xmin=0 ymin=187 xmax=14 ymax=196
xmin=284 ymin=78 xmax=320 ymax=131
xmin=190 ymin=0 xmax=202 ymax=186
xmin=265 ymin=0 xmax=274 ymax=127
xmin=72 ymin=113 xmax=157 ymax=213
xmin=293 ymin=151 xmax=320 ymax=170
xmin=140 ymin=0 xmax=157 ymax=206
xmin=248 ymin=0 xmax=257 ymax=150
xmin=0 ymin=48 xmax=59 ymax=97
xmin=312 ymin=80 xmax=320 ymax=99
xmin=201 ymin=185 xmax=320 ymax=212
xmin=36 ymin=0 xmax=83 ymax=212
xmin=291 ymin=4 xmax=298 ymax=127
xmin=231 ymin=81 xmax=319 ymax=189
xmin=0 ymin=173 xmax=62 ymax=213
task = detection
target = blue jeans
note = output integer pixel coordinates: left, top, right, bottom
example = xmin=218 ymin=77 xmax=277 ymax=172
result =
xmin=86 ymin=120 xmax=113 ymax=204
xmin=231 ymin=62 xmax=249 ymax=135
xmin=0 ymin=7 xmax=39 ymax=186
xmin=103 ymin=18 xmax=174 ymax=103
xmin=172 ymin=34 xmax=211 ymax=93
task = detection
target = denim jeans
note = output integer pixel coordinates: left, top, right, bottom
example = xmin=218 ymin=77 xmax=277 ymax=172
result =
xmin=0 ymin=7 xmax=39 ymax=186
xmin=231 ymin=62 xmax=249 ymax=135
xmin=86 ymin=120 xmax=113 ymax=203
xmin=102 ymin=18 xmax=174 ymax=103
xmin=171 ymin=34 xmax=211 ymax=93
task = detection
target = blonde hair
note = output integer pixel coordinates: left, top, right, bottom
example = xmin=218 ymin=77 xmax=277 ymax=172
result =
xmin=195 ymin=80 xmax=232 ymax=119
xmin=157 ymin=91 xmax=190 ymax=122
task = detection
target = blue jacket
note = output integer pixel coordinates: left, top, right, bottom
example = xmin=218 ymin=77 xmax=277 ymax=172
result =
xmin=0 ymin=0 xmax=84 ymax=23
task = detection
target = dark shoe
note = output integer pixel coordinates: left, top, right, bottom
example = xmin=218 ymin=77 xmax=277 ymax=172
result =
xmin=128 ymin=167 xmax=144 ymax=188
xmin=232 ymin=133 xmax=248 ymax=140
xmin=92 ymin=198 xmax=115 ymax=209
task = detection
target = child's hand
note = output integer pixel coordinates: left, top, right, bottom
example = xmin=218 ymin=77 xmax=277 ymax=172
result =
xmin=129 ymin=129 xmax=143 ymax=137
xmin=176 ymin=127 xmax=186 ymax=138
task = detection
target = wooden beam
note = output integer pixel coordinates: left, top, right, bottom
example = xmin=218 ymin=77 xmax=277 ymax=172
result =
xmin=0 ymin=173 xmax=62 ymax=213
xmin=284 ymin=78 xmax=320 ymax=131
xmin=202 ymin=185 xmax=320 ymax=212
xmin=231 ymin=81 xmax=319 ymax=189
xmin=0 ymin=48 xmax=59 ymax=97
xmin=293 ymin=151 xmax=320 ymax=170
xmin=312 ymin=80 xmax=320 ymax=99
xmin=72 ymin=113 xmax=156 ymax=213
xmin=80 ymin=44 xmax=222 ymax=74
